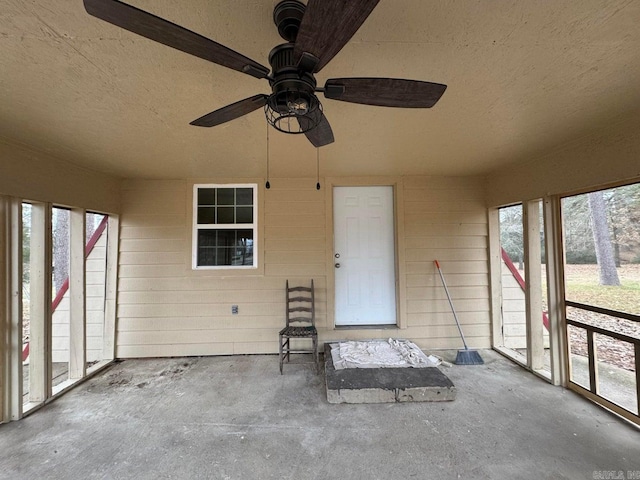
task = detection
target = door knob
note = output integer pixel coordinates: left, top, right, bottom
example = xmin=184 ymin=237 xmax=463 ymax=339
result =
xmin=335 ymin=263 xmax=341 ymax=268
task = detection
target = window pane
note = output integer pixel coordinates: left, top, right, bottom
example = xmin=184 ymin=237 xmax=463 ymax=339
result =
xmin=198 ymin=230 xmax=217 ymax=246
xmin=198 ymin=188 xmax=216 ymax=206
xmin=216 ymin=230 xmax=235 ymax=247
xmin=498 ymin=205 xmax=525 ymax=352
xmin=217 ymin=207 xmax=234 ymax=224
xmin=236 ymin=207 xmax=253 ymax=224
xmin=562 ymin=183 xmax=640 ymax=315
xmin=234 ymin=229 xmax=254 ymax=266
xmin=567 ymin=323 xmax=590 ymax=390
xmin=52 ymin=207 xmax=71 ymax=390
xmin=85 ymin=213 xmax=109 ymax=369
xmin=217 ymin=188 xmax=234 ymax=206
xmin=197 ymin=207 xmax=216 ymax=224
xmin=198 ymin=247 xmax=217 ymax=266
xmin=236 ymin=188 xmax=253 ymax=206
xmin=197 ymin=231 xmax=217 ymax=266
xmin=216 ymin=247 xmax=234 ymax=265
xmin=22 ymin=203 xmax=32 ymax=408
xmin=197 ymin=229 xmax=254 ymax=266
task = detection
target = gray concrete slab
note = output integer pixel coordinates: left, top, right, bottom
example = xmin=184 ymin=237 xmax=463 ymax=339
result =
xmin=325 ymin=344 xmax=456 ymax=404
xmin=1 ymin=350 xmax=639 ymax=480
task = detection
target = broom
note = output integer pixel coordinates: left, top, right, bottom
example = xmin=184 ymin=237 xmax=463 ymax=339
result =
xmin=434 ymin=260 xmax=484 ymax=365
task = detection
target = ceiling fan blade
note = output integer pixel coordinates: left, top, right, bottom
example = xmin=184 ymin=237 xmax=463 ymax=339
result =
xmin=324 ymin=78 xmax=447 ymax=108
xmin=190 ymin=95 xmax=268 ymax=127
xmin=299 ymin=113 xmax=335 ymax=147
xmin=83 ymin=0 xmax=270 ymax=79
xmin=293 ymin=0 xmax=379 ymax=73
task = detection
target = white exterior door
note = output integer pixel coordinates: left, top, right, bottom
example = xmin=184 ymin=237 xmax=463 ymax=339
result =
xmin=333 ymin=186 xmax=397 ymax=326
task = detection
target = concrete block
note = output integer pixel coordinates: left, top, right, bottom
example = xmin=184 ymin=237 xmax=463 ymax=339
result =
xmin=324 ymin=344 xmax=457 ymax=404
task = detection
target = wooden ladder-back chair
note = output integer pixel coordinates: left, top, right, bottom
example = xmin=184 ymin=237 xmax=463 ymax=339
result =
xmin=279 ymin=280 xmax=319 ymax=374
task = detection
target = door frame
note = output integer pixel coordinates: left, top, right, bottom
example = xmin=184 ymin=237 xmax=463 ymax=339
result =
xmin=325 ymin=177 xmax=408 ymax=330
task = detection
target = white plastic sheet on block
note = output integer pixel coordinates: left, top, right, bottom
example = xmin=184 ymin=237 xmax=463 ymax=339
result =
xmin=330 ymin=339 xmax=437 ymax=370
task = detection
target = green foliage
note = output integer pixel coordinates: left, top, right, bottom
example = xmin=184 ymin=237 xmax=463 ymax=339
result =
xmin=565 ymin=250 xmax=597 ymax=264
xmin=499 ymin=203 xmax=546 ymax=264
xmin=563 ymin=182 xmax=640 ymax=265
xmin=499 ymin=204 xmax=523 ymax=264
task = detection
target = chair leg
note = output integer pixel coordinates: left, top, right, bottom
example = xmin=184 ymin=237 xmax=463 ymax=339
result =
xmin=285 ymin=338 xmax=291 ymax=363
xmin=313 ymin=335 xmax=319 ymax=374
xmin=279 ymin=334 xmax=284 ymax=375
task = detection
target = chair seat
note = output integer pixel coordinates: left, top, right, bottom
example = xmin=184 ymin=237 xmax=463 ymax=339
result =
xmin=279 ymin=325 xmax=317 ymax=337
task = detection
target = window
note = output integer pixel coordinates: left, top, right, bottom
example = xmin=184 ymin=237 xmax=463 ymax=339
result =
xmin=193 ymin=184 xmax=257 ymax=269
xmin=562 ymin=183 xmax=640 ymax=421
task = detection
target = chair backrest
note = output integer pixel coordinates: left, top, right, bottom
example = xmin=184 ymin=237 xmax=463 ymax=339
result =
xmin=286 ymin=279 xmax=315 ymax=327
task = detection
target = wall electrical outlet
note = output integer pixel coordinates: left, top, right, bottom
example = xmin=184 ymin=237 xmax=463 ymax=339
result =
xmin=231 ymin=305 xmax=238 ymax=315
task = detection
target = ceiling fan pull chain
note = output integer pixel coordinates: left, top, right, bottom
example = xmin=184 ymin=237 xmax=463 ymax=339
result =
xmin=265 ymin=124 xmax=271 ymax=190
xmin=316 ymin=148 xmax=321 ymax=190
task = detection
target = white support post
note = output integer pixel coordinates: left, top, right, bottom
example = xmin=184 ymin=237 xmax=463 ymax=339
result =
xmin=69 ymin=209 xmax=86 ymax=380
xmin=29 ymin=203 xmax=52 ymax=403
xmin=523 ymin=200 xmax=544 ymax=371
xmin=8 ymin=199 xmax=23 ymax=420
xmin=103 ymin=216 xmax=119 ymax=361
xmin=0 ymin=197 xmax=6 ymax=422
xmin=543 ymin=196 xmax=568 ymax=386
xmin=487 ymin=208 xmax=504 ymax=348
xmin=1 ymin=197 xmax=24 ymax=422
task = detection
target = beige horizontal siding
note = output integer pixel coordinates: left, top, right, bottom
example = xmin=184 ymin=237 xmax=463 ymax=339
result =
xmin=406 ymin=224 xmax=488 ymax=237
xmin=118 ymin=264 xmax=191 ymax=278
xmin=404 ymin=236 xmax=487 ymax=249
xmin=119 ymin=239 xmax=186 ymax=253
xmin=406 ymin=260 xmax=488 ymax=275
xmin=399 ymin=178 xmax=488 ymax=349
xmin=117 ymin=179 xmax=328 ymax=357
xmin=120 ymin=226 xmax=185 ymax=240
xmin=406 ymin=273 xmax=489 ymax=287
xmin=119 ymin=276 xmax=328 ymax=292
xmin=120 ymin=214 xmax=185 ymax=228
xmin=405 ymin=248 xmax=487 ymax=262
xmin=118 ymin=303 xmax=286 ymax=318
xmin=407 ymin=299 xmax=491 ymax=314
xmin=407 ymin=311 xmax=491 ymax=326
xmin=405 ymin=211 xmax=487 ymax=225
xmin=265 ymin=225 xmax=325 ymax=238
xmin=119 ymin=251 xmax=185 ymax=265
xmin=116 ymin=176 xmax=491 ymax=358
xmin=406 ymin=286 xmax=489 ymax=302
xmin=118 ymin=316 xmax=291 ymax=331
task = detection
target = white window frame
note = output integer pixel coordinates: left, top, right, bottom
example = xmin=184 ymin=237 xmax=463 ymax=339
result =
xmin=192 ymin=183 xmax=258 ymax=270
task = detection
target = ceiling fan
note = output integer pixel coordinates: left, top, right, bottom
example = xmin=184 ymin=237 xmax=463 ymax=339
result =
xmin=84 ymin=0 xmax=447 ymax=147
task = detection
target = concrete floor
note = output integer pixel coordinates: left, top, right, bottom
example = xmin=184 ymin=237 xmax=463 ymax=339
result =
xmin=1 ymin=350 xmax=638 ymax=480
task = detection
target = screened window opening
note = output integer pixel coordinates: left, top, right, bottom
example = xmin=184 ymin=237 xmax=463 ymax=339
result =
xmin=193 ymin=185 xmax=257 ymax=268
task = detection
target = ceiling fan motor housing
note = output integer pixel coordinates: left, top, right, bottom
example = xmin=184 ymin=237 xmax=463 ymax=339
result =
xmin=265 ymin=43 xmax=322 ymax=134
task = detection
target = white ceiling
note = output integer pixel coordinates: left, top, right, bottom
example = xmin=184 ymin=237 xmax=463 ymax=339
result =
xmin=1 ymin=0 xmax=639 ymax=180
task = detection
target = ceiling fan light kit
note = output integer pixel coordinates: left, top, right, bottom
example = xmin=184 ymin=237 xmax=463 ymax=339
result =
xmin=83 ymin=0 xmax=447 ymax=147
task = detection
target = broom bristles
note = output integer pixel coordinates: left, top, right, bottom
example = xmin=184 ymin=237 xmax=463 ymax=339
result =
xmin=455 ymin=349 xmax=484 ymax=365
